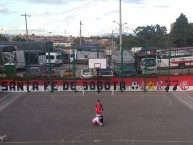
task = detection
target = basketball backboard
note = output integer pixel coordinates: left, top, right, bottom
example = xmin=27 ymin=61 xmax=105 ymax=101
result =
xmin=88 ymin=58 xmax=107 ymax=69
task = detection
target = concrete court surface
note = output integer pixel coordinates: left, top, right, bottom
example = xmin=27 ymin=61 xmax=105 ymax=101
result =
xmin=1 ymin=91 xmax=193 ymax=145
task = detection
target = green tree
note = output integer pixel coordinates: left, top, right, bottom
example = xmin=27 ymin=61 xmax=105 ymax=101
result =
xmin=0 ymin=35 xmax=8 ymax=41
xmin=154 ymin=24 xmax=167 ymax=38
xmin=150 ymin=25 xmax=167 ymax=48
xmin=135 ymin=25 xmax=155 ymax=40
xmin=72 ymin=37 xmax=85 ymax=45
xmin=122 ymin=34 xmax=145 ymax=49
xmin=187 ymin=23 xmax=193 ymax=46
xmin=133 ymin=25 xmax=167 ymax=48
xmin=12 ymin=35 xmax=27 ymax=41
xmin=170 ymin=13 xmax=189 ymax=47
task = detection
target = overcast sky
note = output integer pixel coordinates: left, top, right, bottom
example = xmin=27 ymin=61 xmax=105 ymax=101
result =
xmin=0 ymin=0 xmax=193 ymax=37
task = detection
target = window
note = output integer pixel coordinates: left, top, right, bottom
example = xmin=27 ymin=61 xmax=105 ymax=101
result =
xmin=46 ymin=55 xmax=54 ymax=59
xmin=188 ymin=48 xmax=193 ymax=54
xmin=71 ymin=54 xmax=75 ymax=57
xmin=56 ymin=55 xmax=62 ymax=59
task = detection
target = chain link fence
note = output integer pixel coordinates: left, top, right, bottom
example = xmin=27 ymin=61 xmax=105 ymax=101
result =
xmin=1 ymin=42 xmax=193 ymax=93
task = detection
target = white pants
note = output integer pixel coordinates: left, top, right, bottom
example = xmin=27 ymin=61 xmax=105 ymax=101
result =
xmin=92 ymin=115 xmax=103 ymax=126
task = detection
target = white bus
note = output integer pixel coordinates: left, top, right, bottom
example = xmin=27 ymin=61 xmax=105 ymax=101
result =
xmin=135 ymin=49 xmax=157 ymax=75
xmin=157 ymin=47 xmax=193 ymax=69
xmin=46 ymin=52 xmax=63 ymax=66
xmin=0 ymin=45 xmax=17 ymax=65
xmin=140 ymin=58 xmax=157 ymax=74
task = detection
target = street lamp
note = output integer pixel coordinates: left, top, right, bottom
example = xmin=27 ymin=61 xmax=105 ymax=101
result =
xmin=112 ymin=21 xmax=127 ymax=92
xmin=112 ymin=21 xmax=127 ymax=52
xmin=113 ymin=21 xmax=127 ymax=51
xmin=113 ymin=0 xmax=125 ymax=92
xmin=111 ymin=28 xmax=119 ymax=53
xmin=112 ymin=0 xmax=125 ymax=52
xmin=122 ymin=27 xmax=136 ymax=35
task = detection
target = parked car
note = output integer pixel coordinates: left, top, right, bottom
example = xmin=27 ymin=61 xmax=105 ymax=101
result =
xmin=98 ymin=67 xmax=113 ymax=77
xmin=64 ymin=69 xmax=74 ymax=77
xmin=24 ymin=67 xmax=59 ymax=78
xmin=114 ymin=63 xmax=137 ymax=77
xmin=25 ymin=67 xmax=41 ymax=77
xmin=41 ymin=69 xmax=60 ymax=78
xmin=80 ymin=68 xmax=93 ymax=78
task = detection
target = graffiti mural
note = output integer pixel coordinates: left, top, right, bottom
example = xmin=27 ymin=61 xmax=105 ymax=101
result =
xmin=180 ymin=80 xmax=189 ymax=90
xmin=0 ymin=76 xmax=193 ymax=92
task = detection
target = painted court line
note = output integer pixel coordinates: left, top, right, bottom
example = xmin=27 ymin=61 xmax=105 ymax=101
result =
xmin=0 ymin=93 xmax=22 ymax=112
xmin=0 ymin=94 xmax=9 ymax=101
xmin=172 ymin=92 xmax=193 ymax=112
xmin=3 ymin=139 xmax=193 ymax=144
xmin=163 ymin=93 xmax=172 ymax=106
xmin=22 ymin=95 xmax=32 ymax=109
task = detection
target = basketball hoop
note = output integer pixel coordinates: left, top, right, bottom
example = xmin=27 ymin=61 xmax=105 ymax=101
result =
xmin=94 ymin=63 xmax=101 ymax=70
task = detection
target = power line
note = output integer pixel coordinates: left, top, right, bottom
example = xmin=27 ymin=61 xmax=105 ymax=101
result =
xmin=3 ymin=15 xmax=23 ymax=34
xmin=3 ymin=0 xmax=101 ymax=36
xmin=5 ymin=15 xmax=21 ymax=28
xmin=33 ymin=0 xmax=99 ymax=17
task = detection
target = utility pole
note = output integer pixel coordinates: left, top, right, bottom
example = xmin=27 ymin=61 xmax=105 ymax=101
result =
xmin=119 ymin=0 xmax=124 ymax=92
xmin=119 ymin=0 xmax=122 ymax=52
xmin=80 ymin=21 xmax=83 ymax=46
xmin=21 ymin=13 xmax=31 ymax=41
